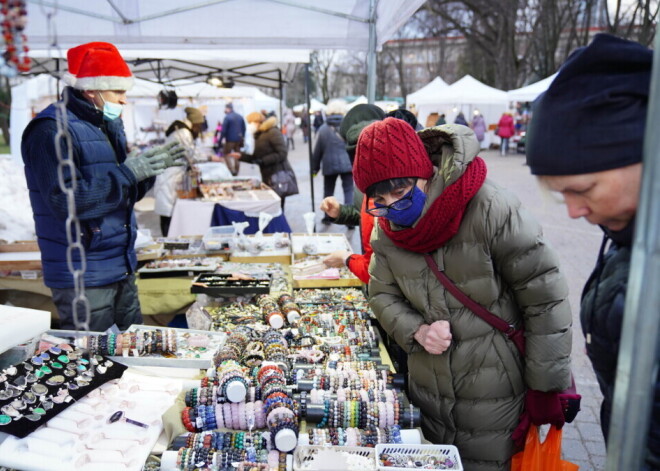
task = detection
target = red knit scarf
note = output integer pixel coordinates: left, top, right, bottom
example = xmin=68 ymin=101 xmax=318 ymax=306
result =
xmin=379 ymin=157 xmax=487 ymax=253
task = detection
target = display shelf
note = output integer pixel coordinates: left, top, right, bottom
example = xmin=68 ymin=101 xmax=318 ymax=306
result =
xmin=48 ymin=326 xmax=226 ymax=369
xmin=291 ymin=233 xmax=352 ymax=260
xmin=230 ymin=233 xmax=292 ymax=265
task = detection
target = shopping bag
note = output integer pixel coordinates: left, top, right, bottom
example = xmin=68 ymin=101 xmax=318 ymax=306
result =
xmin=511 ymin=426 xmax=579 ymax=471
xmin=269 ymin=169 xmax=299 ymax=198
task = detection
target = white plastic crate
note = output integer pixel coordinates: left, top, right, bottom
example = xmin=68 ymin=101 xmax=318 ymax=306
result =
xmin=375 ymin=443 xmax=463 ymax=470
xmin=293 ymin=445 xmax=377 ymax=471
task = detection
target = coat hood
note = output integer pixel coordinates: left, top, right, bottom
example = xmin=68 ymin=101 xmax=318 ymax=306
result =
xmin=418 ymin=123 xmax=481 ymax=191
xmin=258 ymin=116 xmax=278 ymax=133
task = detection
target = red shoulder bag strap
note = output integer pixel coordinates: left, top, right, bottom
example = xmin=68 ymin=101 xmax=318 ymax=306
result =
xmin=423 ymin=253 xmax=526 ymax=355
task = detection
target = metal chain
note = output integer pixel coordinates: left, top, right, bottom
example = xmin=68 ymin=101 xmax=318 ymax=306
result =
xmin=42 ymin=2 xmax=92 ymax=332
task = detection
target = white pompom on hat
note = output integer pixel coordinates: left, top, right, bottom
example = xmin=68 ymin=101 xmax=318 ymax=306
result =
xmin=66 ymin=41 xmax=134 ymax=91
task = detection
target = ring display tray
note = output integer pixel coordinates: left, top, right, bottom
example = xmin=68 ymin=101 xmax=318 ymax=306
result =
xmin=191 ymin=273 xmax=271 ymax=296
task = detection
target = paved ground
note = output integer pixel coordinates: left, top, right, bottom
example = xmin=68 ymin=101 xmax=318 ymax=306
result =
xmin=137 ymin=134 xmax=607 ymax=469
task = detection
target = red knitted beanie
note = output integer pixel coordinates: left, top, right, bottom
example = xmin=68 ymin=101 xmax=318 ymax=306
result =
xmin=353 ymin=117 xmax=433 ymax=193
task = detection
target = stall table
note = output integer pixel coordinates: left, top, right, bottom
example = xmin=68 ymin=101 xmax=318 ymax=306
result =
xmin=168 ymin=189 xmax=290 ymax=237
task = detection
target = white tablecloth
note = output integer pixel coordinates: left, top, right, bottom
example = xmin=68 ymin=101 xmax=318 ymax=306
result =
xmin=168 ymin=190 xmax=282 ymax=237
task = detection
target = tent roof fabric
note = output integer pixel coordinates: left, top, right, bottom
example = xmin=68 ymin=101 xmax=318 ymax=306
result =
xmin=406 ymin=76 xmax=448 ymax=103
xmin=25 ymin=0 xmax=424 ymax=51
xmin=24 ymin=0 xmax=424 ymax=88
xmin=412 ymin=75 xmax=509 ymax=106
xmin=507 ymin=73 xmax=558 ymax=102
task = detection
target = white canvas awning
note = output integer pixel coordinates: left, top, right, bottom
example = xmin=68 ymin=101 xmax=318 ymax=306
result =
xmin=406 ymin=76 xmax=449 ymax=105
xmin=25 ymin=1 xmax=424 ymax=52
xmin=413 ymin=75 xmax=510 ymax=129
xmin=507 ymin=74 xmax=558 ymax=103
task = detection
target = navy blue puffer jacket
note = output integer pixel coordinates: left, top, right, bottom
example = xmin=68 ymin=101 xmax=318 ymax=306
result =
xmin=21 ymin=87 xmax=152 ymax=289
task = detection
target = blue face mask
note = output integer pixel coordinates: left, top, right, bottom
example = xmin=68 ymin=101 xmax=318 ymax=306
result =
xmin=99 ymin=93 xmax=123 ymax=121
xmin=381 ymin=186 xmax=427 ymax=227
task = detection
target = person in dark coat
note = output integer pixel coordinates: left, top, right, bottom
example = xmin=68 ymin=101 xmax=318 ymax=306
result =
xmin=231 ymin=111 xmax=297 ymax=211
xmin=435 ymin=113 xmax=446 ymax=126
xmin=453 ymin=111 xmax=468 ymax=126
xmin=300 ymin=108 xmax=310 ymax=143
xmin=312 ymin=110 xmax=324 ymax=135
xmin=220 ymin=102 xmax=246 ymax=176
xmin=526 ymin=34 xmax=660 ymax=470
xmin=312 ymin=99 xmax=354 ymax=225
xmin=21 ymin=42 xmax=184 ymax=331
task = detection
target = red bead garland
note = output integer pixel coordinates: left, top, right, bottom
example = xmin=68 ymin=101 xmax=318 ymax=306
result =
xmin=1 ymin=0 xmax=30 ymax=74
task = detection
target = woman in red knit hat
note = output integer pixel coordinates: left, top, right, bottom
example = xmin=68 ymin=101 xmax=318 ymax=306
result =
xmin=353 ymin=118 xmax=573 ymax=470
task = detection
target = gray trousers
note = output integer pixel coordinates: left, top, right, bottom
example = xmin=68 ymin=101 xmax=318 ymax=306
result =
xmin=51 ymin=274 xmax=143 ymax=332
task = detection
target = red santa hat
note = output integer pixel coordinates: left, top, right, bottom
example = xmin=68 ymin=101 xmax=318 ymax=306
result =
xmin=66 ymin=42 xmax=134 ymax=91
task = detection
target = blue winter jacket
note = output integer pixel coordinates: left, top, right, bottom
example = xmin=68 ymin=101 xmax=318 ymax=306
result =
xmin=220 ymin=111 xmax=246 ymax=143
xmin=21 ymin=87 xmax=152 ymax=289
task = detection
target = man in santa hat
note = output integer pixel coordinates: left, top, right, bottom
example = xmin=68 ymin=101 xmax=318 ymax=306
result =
xmin=21 ymin=42 xmax=185 ymax=332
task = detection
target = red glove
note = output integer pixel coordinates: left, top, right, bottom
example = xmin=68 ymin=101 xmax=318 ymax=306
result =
xmin=511 ymin=389 xmax=566 ymax=447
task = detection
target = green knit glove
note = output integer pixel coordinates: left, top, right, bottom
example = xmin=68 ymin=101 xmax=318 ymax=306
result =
xmin=124 ymin=152 xmax=167 ymax=181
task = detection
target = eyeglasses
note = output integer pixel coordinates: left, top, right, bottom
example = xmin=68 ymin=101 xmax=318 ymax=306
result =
xmin=366 ymin=179 xmax=417 ymax=217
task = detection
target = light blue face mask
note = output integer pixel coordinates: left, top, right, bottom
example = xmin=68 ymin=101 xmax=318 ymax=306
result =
xmin=99 ymin=93 xmax=123 ymax=121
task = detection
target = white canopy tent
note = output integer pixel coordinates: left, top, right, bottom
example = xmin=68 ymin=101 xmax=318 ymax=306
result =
xmin=507 ymin=73 xmax=558 ymax=103
xmin=24 ymin=0 xmax=425 ymax=100
xmin=293 ymin=98 xmax=326 ymax=114
xmin=413 ymin=75 xmax=510 ymax=134
xmin=406 ymin=76 xmax=449 ymax=106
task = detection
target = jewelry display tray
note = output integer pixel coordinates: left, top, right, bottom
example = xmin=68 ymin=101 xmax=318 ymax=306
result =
xmin=46 ymin=326 xmax=227 ymax=369
xmin=191 ymin=273 xmax=271 ymax=296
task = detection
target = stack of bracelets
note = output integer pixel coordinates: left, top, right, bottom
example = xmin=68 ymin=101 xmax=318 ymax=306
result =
xmin=276 ymin=293 xmax=301 ymax=324
xmin=262 ymin=330 xmax=290 ymax=370
xmin=308 ymin=425 xmax=402 ymax=447
xmin=181 ymin=400 xmax=267 ymax=432
xmin=214 ymin=327 xmax=251 ymax=364
xmin=173 ymin=431 xmax=287 ymax=471
xmin=77 ymin=330 xmax=177 ymax=357
xmin=256 ymin=364 xmax=299 ymax=452
xmin=313 ymin=397 xmax=400 ymax=429
xmin=216 ymin=360 xmax=250 ymax=403
xmin=256 ymin=294 xmax=285 ymax=328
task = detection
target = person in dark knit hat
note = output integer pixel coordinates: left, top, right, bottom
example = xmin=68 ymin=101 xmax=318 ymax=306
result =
xmin=526 ymin=33 xmax=659 ymax=469
xmin=354 ymin=117 xmax=573 ymax=470
xmin=21 ymin=42 xmax=185 ymax=331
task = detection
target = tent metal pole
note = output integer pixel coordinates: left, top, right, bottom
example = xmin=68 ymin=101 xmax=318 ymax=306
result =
xmin=366 ymin=0 xmax=378 ymax=104
xmin=278 ymin=70 xmax=283 ymax=122
xmin=605 ymin=29 xmax=660 ymax=470
xmin=55 ymin=58 xmax=60 ymax=97
xmin=305 ymin=62 xmax=315 ymax=214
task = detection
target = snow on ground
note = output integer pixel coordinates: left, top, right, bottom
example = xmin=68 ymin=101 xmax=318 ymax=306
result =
xmin=0 ymin=154 xmax=36 ymax=242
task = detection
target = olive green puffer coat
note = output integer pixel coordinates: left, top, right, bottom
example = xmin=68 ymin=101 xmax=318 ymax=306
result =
xmin=368 ymin=124 xmax=573 ymax=471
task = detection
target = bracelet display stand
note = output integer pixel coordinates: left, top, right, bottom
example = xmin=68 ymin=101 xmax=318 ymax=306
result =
xmin=0 ymin=370 xmax=182 ymax=471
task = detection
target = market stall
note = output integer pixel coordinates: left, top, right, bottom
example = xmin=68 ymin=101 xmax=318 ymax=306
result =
xmin=0 ymin=261 xmax=462 ymax=471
